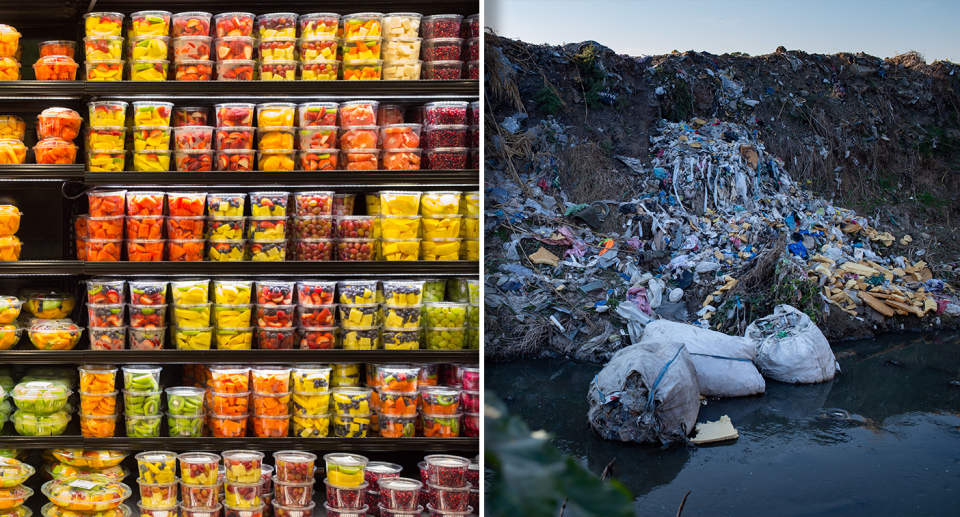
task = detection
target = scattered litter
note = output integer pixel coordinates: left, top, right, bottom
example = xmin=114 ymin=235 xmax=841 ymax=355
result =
xmin=691 ymin=415 xmax=739 ymax=445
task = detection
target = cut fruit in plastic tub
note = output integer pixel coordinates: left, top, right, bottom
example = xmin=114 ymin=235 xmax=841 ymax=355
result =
xmin=11 ymin=381 xmax=71 ymax=414
xmin=135 ymin=451 xmax=176 ymax=484
xmin=289 ymin=390 xmax=330 ymax=416
xmin=255 ymin=304 xmax=295 ymax=328
xmin=297 ymin=38 xmax=337 ymax=60
xmin=129 ymin=36 xmax=170 ymax=61
xmin=173 ymin=324 xmax=212 ymax=351
xmin=213 ymin=280 xmax=252 ymax=305
xmin=338 ymin=126 xmax=378 ymax=150
xmin=251 ymin=414 xmax=288 ymax=438
xmin=422 ymin=38 xmax=462 ymax=62
xmin=0 ymin=295 xmax=20 ymax=323
xmin=254 ymin=60 xmax=294 ymax=81
xmin=163 ymin=387 xmax=203 ymax=418
xmin=128 ymin=326 xmax=164 ymax=350
xmin=85 ymin=59 xmax=123 ymax=82
xmin=43 ymin=475 xmax=129 ymax=511
xmin=216 ymin=59 xmax=254 ymax=80
xmin=79 ymin=412 xmax=117 ymax=438
xmin=323 ymin=480 xmax=366 ymax=510
xmin=378 ymin=413 xmax=416 ymax=438
xmin=136 ymin=504 xmax=176 ymax=517
xmin=255 ymin=327 xmax=295 ymax=350
xmin=0 ymin=116 xmax=25 ymax=142
xmin=331 ymin=387 xmax=373 ymax=415
xmin=85 ymin=150 xmax=125 ymax=172
xmin=272 ymin=452 xmax=316 ymax=484
xmin=258 ymin=38 xmax=295 ymax=61
xmin=337 ymin=303 xmax=378 ymax=328
xmin=297 ymin=102 xmax=337 ymax=127
xmin=377 ymin=104 xmax=404 ymax=125
xmin=172 ymin=126 xmax=213 ymax=151
xmin=124 ymin=413 xmax=161 ymax=437
xmin=380 ymin=124 xmax=421 ymax=150
xmin=168 ymin=411 xmax=205 ymax=436
xmin=222 ymin=451 xmax=263 ymax=483
xmin=78 ymin=365 xmax=117 ymax=394
xmin=378 ymin=365 xmax=419 ymax=393
xmin=131 ymin=150 xmax=171 ymax=172
xmin=422 ymin=14 xmax=462 ymax=39
xmin=206 ymin=240 xmax=245 ymax=261
xmin=174 ymin=60 xmax=213 ymax=81
xmin=174 ymin=149 xmax=213 ymax=171
xmin=0 ymin=485 xmax=31 ymax=510
xmin=122 ymin=389 xmax=161 ymax=416
xmin=291 ymin=216 xmax=333 ymax=240
xmin=85 ymin=126 xmax=126 ymax=151
xmin=89 ymin=326 xmax=125 ymax=350
xmin=342 ymin=59 xmax=381 ymax=81
xmin=206 ymin=218 xmax=244 ymax=240
xmin=297 ymin=325 xmax=337 ymax=349
xmin=382 ymin=328 xmax=419 ymax=350
xmin=128 ymin=60 xmax=168 ymax=81
xmin=296 ymin=126 xmax=337 ymax=150
xmin=27 ymin=319 xmax=81 ymax=350
xmin=459 ymin=390 xmax=479 ymax=413
xmin=253 ymin=103 xmax=295 ymax=128
xmin=179 ymin=504 xmax=219 ymax=517
xmin=299 ymin=13 xmax=339 ymax=38
xmin=121 ymin=365 xmax=161 ymax=392
xmin=172 ymin=12 xmax=211 ymax=37
xmin=343 ymin=13 xmax=383 ymax=38
xmin=0 ymin=324 xmax=20 ymax=351
xmin=378 ymin=391 xmax=416 ymax=416
xmin=172 ymin=303 xmax=211 ymax=329
xmin=257 ymin=13 xmax=297 ymax=38
xmin=295 ymin=150 xmax=337 ymax=171
xmin=128 ymin=280 xmax=166 ymax=307
xmin=381 ymin=149 xmax=421 ymax=170
xmin=214 ymin=12 xmax=254 ymax=38
xmin=291 ymin=365 xmax=332 ymax=392
xmin=296 ymin=303 xmax=335 ymax=326
xmin=12 ymin=410 xmax=69 ymax=436
xmin=213 ymin=327 xmax=253 ymax=350
xmin=290 ymin=413 xmax=330 ymax=437
xmin=383 ymin=13 xmax=421 ymax=38
xmin=85 ymin=216 xmax=123 ymax=241
xmin=37 ymin=108 xmax=82 ymax=141
xmin=51 ymin=450 xmax=128 ymax=469
xmin=179 ymin=481 xmax=218 ymax=507
xmin=256 ymin=150 xmax=294 ymax=171
xmin=209 ymin=413 xmax=248 ymax=438
xmin=208 ymin=366 xmax=250 ymax=393
xmin=0 ymin=59 xmax=19 ymax=81
xmin=0 ymin=140 xmax=25 ymax=165
xmin=324 ymin=454 xmax=368 ymax=487
xmin=256 ymin=127 xmax=295 ymax=151
xmin=130 ymin=11 xmax=171 ymax=37
xmin=420 ymin=238 xmax=461 ymax=261
xmin=216 ymin=103 xmax=254 ymax=126
xmin=0 ymin=25 xmax=20 ymax=58
xmin=132 ymin=102 xmax=172 ymax=127
xmin=31 ymin=137 xmax=75 ymax=164
xmin=423 ymin=126 xmax=467 ymax=149
xmin=173 ymin=37 xmax=212 ymax=62
xmin=213 ymin=304 xmax=252 ymax=327
xmin=34 ymin=56 xmax=79 ymax=81
xmin=166 ymin=239 xmax=202 ymax=261
xmin=132 ymin=126 xmax=171 ymax=151
xmin=331 ymin=413 xmax=371 ymax=438
xmin=336 ymin=239 xmax=374 ymax=261
xmin=365 ymin=462 xmax=402 ymax=490
xmin=420 ymin=386 xmax=459 ymax=415
xmin=299 ymin=59 xmax=338 ymax=81
xmin=422 ymin=215 xmax=462 ymax=239
xmin=425 ymin=483 xmax=471 ymax=512
xmin=25 ymin=290 xmax=75 ymax=319
xmin=343 ymin=37 xmax=381 ymax=61
xmin=423 ymin=327 xmax=464 ymax=350
xmin=224 ymin=481 xmax=261 ymax=507
xmin=208 ymin=391 xmax=249 ymax=415
xmin=323 ymin=504 xmax=368 ymax=517
xmin=215 ymin=127 xmax=254 ymax=151
xmin=214 ymin=36 xmax=253 ymax=60
xmin=38 ymin=40 xmax=75 ymax=59
xmin=330 ymin=363 xmax=361 ymax=387
xmin=178 ymin=452 xmax=219 ymax=485
xmin=137 ymin=478 xmax=178 ymax=507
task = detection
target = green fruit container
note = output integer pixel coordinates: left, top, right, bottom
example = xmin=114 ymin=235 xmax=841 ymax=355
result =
xmin=122 ymin=390 xmax=162 ymax=416
xmin=12 ymin=410 xmax=70 ymax=436
xmin=165 ymin=387 xmax=204 ymax=416
xmin=121 ymin=365 xmax=161 ymax=391
xmin=466 ymin=279 xmax=479 ymax=304
xmin=423 ymin=302 xmax=466 ymax=328
xmin=422 ymin=279 xmax=445 ymax=302
xmin=11 ymin=381 xmax=72 ymax=415
xmin=424 ymin=327 xmax=465 ymax=350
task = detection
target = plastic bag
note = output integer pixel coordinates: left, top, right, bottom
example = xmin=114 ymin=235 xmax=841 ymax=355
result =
xmin=745 ymin=305 xmax=835 ymax=384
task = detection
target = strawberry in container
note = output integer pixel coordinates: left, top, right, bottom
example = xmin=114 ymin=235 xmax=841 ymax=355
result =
xmin=90 ymin=326 xmax=125 ymax=350
xmin=259 ymin=61 xmax=296 ymax=81
xmin=83 ymin=36 xmax=122 ymax=60
xmin=300 ymin=59 xmax=338 ymax=81
xmin=168 ymin=192 xmax=206 ymax=216
xmin=343 ymin=37 xmax=381 ymax=60
xmin=257 ymin=13 xmax=297 ymax=38
xmin=297 ymin=305 xmax=335 ymax=328
xmin=299 ymin=13 xmax=340 ymax=38
xmin=250 ymin=192 xmax=288 ymax=216
xmin=129 ymin=327 xmax=165 ymax=350
xmin=381 ymin=124 xmax=421 ymax=149
xmin=297 ymin=127 xmax=337 ymax=149
xmin=216 ymin=127 xmax=254 ymax=150
xmin=168 ymin=240 xmax=204 ymax=261
xmin=84 ymin=12 xmax=124 ymax=37
xmin=343 ymin=59 xmax=382 ymax=81
xmin=39 ymin=40 xmax=77 ymax=58
xmin=256 ymin=305 xmax=295 ymax=328
xmin=34 ymin=56 xmax=79 ymax=80
xmin=129 ymin=59 xmax=169 ymax=81
xmin=130 ymin=305 xmax=166 ymax=328
xmin=298 ymin=38 xmax=337 ymax=60
xmin=259 ymin=38 xmax=295 ymax=61
xmin=343 ymin=13 xmax=383 ymax=38
xmin=172 ymin=12 xmax=212 ymax=37
xmin=132 ymin=126 xmax=171 ymax=151
xmin=130 ymin=11 xmax=171 ymax=37
xmin=340 ymin=101 xmax=378 ymax=126
xmin=174 ymin=150 xmax=214 ymax=171
xmin=298 ymin=149 xmax=338 ymax=171
xmin=38 ymin=108 xmax=82 ymax=141
xmin=130 ymin=280 xmax=167 ymax=305
xmin=298 ymin=326 xmax=337 ymax=349
xmin=127 ymin=240 xmax=164 ymax=261
xmin=172 ymin=36 xmax=212 ymax=61
xmin=175 ymin=60 xmax=213 ymax=81
xmin=126 ymin=191 xmax=164 ymax=216
xmin=256 ymin=281 xmax=294 ymax=305
xmin=85 ymin=127 xmax=125 ymax=151
xmin=216 ymin=103 xmax=254 ymax=126
xmin=89 ymin=304 xmax=124 ymax=327
xmin=173 ymin=107 xmax=209 ymax=127
xmin=35 ymin=138 xmax=77 ymax=164
xmin=174 ymin=126 xmax=214 ymax=150
xmin=298 ymin=102 xmax=337 ymax=127
xmin=217 ymin=149 xmax=255 ymax=171
xmin=217 ymin=60 xmax=254 ymax=81
xmin=343 ymin=149 xmax=378 ymax=171
xmin=133 ymin=101 xmax=173 ymax=126
xmin=87 ymin=279 xmax=124 ymax=305
xmin=215 ymin=36 xmax=254 ymax=60
xmin=297 ymin=281 xmax=335 ymax=304
xmin=339 ymin=126 xmax=378 ymax=150
xmin=381 ymin=150 xmax=421 ymax=171
xmin=258 ymin=327 xmax=295 ymax=349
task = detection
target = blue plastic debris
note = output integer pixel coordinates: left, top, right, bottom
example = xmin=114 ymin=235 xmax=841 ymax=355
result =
xmin=787 ymin=242 xmax=808 ymax=259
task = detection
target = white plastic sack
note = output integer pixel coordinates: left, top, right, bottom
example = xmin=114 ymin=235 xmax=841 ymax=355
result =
xmin=587 ymin=341 xmax=700 ymax=444
xmin=745 ymin=305 xmax=835 ymax=384
xmin=641 ymin=320 xmax=765 ymax=398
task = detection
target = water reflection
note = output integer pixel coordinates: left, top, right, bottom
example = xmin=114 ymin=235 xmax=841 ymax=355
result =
xmin=489 ymin=331 xmax=960 ymax=516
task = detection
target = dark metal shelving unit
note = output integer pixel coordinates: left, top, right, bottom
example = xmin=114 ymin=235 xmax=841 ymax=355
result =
xmin=85 ymin=261 xmax=480 ymax=276
xmin=0 ymin=436 xmax=475 ymax=452
xmin=85 ymin=170 xmax=479 ymax=188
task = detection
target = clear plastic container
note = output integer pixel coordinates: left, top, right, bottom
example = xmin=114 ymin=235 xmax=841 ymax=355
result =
xmin=257 ymin=150 xmax=295 ymax=171
xmin=37 ymin=108 xmax=82 ymax=141
xmin=323 ymin=479 xmax=367 ymax=510
xmin=297 ymin=102 xmax=337 ymax=127
xmin=216 ymin=127 xmax=254 ymax=150
xmin=130 ymin=11 xmax=172 ymax=37
xmin=84 ymin=36 xmax=123 ymax=61
xmin=215 ymin=103 xmax=255 ymax=127
xmin=381 ymin=149 xmax=421 ymax=170
xmin=174 ymin=149 xmax=214 ymax=171
xmin=299 ymin=13 xmax=340 ymax=38
xmin=423 ymin=126 xmax=467 ymax=149
xmin=0 ymin=116 xmax=25 ymax=142
xmin=11 ymin=381 xmax=70 ymax=414
xmin=378 ymin=478 xmax=423 ymax=510
xmin=249 ymin=192 xmax=289 ymax=216
xmin=343 ymin=37 xmax=381 ymax=61
xmin=132 ymin=101 xmax=173 ymax=126
xmin=258 ymin=38 xmax=296 ymax=61
xmin=171 ymin=12 xmax=212 ymax=37
xmin=27 ymin=320 xmax=82 ymax=350
xmin=173 ymin=126 xmax=214 ymax=150
xmin=423 ymin=101 xmax=467 ymax=126
xmin=381 ymin=327 xmax=419 ymax=350
xmin=210 ymin=413 xmax=249 ymax=438
xmin=343 ymin=13 xmax=383 ymax=38
xmin=257 ymin=13 xmax=297 ymax=38
xmin=127 ymin=59 xmax=168 ymax=81
xmin=180 ymin=503 xmax=220 ymax=517
xmin=256 ymin=127 xmax=295 ymax=151
xmin=0 ymin=140 xmax=25 ymax=165
xmin=0 ymin=58 xmax=20 ymax=81
xmin=299 ymin=59 xmax=339 ymax=81
xmin=297 ymin=126 xmax=337 ymax=150
xmin=324 ymin=454 xmax=368 ymax=487
xmin=422 ymin=60 xmax=462 ymax=80
xmin=383 ymin=13 xmax=422 ymax=38
xmin=221 ymin=451 xmax=263 ymax=483
xmin=342 ymin=59 xmax=382 ymax=81
xmin=422 ymin=38 xmax=462 ymax=62
xmin=39 ymin=41 xmax=77 ymax=59
xmin=128 ymin=326 xmax=164 ymax=350
xmin=214 ymin=12 xmax=255 ymax=38
xmin=85 ymin=126 xmax=126 ymax=151
xmin=423 ymin=327 xmax=465 ymax=350
xmin=173 ymin=106 xmax=210 ymax=127
xmin=0 ymin=25 xmax=20 ymax=57
xmin=33 ymin=56 xmax=79 ymax=81
xmin=34 ymin=138 xmax=77 ymax=165
xmin=129 ymin=36 xmax=170 ymax=60
xmin=424 ymin=148 xmax=468 ymax=170
xmin=41 ymin=475 xmax=129 ymax=511
xmin=297 ymin=37 xmax=337 ymax=60
xmin=214 ymin=36 xmax=254 ymax=60
xmin=88 ymin=326 xmax=125 ymax=350
xmin=174 ymin=59 xmax=213 ymax=81
xmin=259 ymin=60 xmax=297 ymax=81
xmin=137 ymin=478 xmax=179 ymax=507
xmin=172 ymin=37 xmax=212 ymax=61
xmin=382 ymin=60 xmax=421 ymax=81
xmin=297 ymin=150 xmax=338 ymax=171
xmin=0 ymin=296 xmax=21 ymax=324
xmin=89 ymin=100 xmax=127 ymax=127
xmin=216 ymin=60 xmax=254 ymax=81
xmin=208 ymin=218 xmax=245 ymax=240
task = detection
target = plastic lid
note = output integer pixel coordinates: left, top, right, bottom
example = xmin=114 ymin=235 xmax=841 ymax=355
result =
xmin=0 ymin=457 xmax=35 ymax=484
xmin=39 ymin=108 xmax=82 ymax=120
xmin=28 ymin=320 xmax=81 ymax=332
xmin=323 ymin=453 xmax=368 ymax=466
xmin=12 ymin=380 xmax=70 ymax=399
xmin=34 ymin=56 xmax=78 ymax=66
xmin=51 ymin=449 xmax=129 ymax=467
xmin=35 ymin=137 xmax=77 ymax=150
xmin=0 ymin=484 xmax=32 ymax=504
xmin=378 ymin=477 xmax=422 ymax=491
xmin=42 ymin=476 xmax=129 ymax=508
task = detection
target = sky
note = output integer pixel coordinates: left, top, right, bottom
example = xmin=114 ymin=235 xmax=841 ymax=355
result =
xmin=486 ymin=0 xmax=960 ymax=62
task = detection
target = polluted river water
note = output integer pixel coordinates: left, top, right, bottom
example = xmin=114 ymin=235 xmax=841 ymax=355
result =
xmin=488 ymin=331 xmax=960 ymax=516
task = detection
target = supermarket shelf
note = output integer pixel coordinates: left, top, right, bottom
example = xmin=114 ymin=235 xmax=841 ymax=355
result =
xmin=84 ymin=261 xmax=480 ymax=277
xmin=0 ymin=165 xmax=85 ymax=182
xmin=84 ymin=170 xmax=480 ymax=188
xmin=0 ymin=81 xmax=84 ymax=99
xmin=86 ymin=0 xmax=478 ymax=18
xmin=84 ymin=81 xmax=479 ymax=102
xmin=81 ymin=348 xmax=480 ymax=364
xmin=0 ymin=350 xmax=86 ymax=364
xmin=0 ymin=261 xmax=84 ymax=275
xmin=7 ymin=436 xmax=476 ymax=451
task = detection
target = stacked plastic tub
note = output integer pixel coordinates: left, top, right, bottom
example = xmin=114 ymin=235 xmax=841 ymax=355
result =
xmin=459 ymin=189 xmax=481 ymax=262
xmin=207 ymin=366 xmax=251 ymax=437
xmin=214 ymin=102 xmax=257 ymax=171
xmin=178 ymin=452 xmax=222 ymax=514
xmin=85 ymin=279 xmax=126 ymax=352
xmin=273 ymin=451 xmax=317 ymax=517
xmin=291 ymin=191 xmax=334 ymax=261
xmin=422 ymin=101 xmax=470 ymax=170
xmin=214 ymin=12 xmax=256 ymax=80
xmin=323 ymin=453 xmax=369 ymax=516
xmin=0 ymin=205 xmax=22 ymax=262
xmin=296 ymin=101 xmax=339 ymax=171
xmin=129 ymin=279 xmax=168 ymax=349
xmin=206 ymin=193 xmax=247 ymax=260
xmin=211 ymin=279 xmax=254 ymax=350
xmin=289 ymin=365 xmax=332 ymax=437
xmin=422 ymin=455 xmax=474 ymax=515
xmin=339 ymin=13 xmax=383 ymax=81
xmin=83 ymin=12 xmax=125 ymax=81
xmin=381 ymin=280 xmax=424 ymax=351
xmin=255 ymin=281 xmax=297 ymax=350
xmin=380 ymin=13 xmax=422 ymax=80
xmin=222 ymin=451 xmax=266 ymax=517
xmin=10 ymin=379 xmax=72 ymax=437
xmin=420 ymin=14 xmax=463 ymax=80
xmin=85 ymin=100 xmax=127 ymax=173
xmin=170 ymin=12 xmax=214 ymax=80
xmin=249 ymin=367 xmax=292 ymax=438
xmin=125 ymin=192 xmax=165 ymax=262
xmin=295 ymin=282 xmax=337 ymax=350
xmin=126 ymin=11 xmax=173 ymax=81
xmin=173 ymin=122 xmax=215 ymax=171
xmin=0 ymin=457 xmax=35 ymax=516
xmin=122 ymin=365 xmax=163 ymax=437
xmin=0 ymin=23 xmax=22 ymax=81
xmin=462 ymin=14 xmax=480 ymax=79
xmin=135 ymin=451 xmax=179 ymax=515
xmin=297 ymin=13 xmax=340 ymax=80
xmin=165 ymin=387 xmax=206 ymax=437
xmin=131 ymin=101 xmax=175 ymax=171
xmin=256 ymin=103 xmax=297 ymax=172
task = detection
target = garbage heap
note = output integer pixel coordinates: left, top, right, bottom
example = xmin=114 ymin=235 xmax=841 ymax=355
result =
xmin=485 ymin=116 xmax=960 ymax=361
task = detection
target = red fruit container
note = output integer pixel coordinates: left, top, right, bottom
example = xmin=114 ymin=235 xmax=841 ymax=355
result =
xmin=39 ymin=40 xmax=77 ymax=58
xmin=297 ymin=150 xmax=338 ymax=171
xmin=34 ymin=56 xmax=79 ymax=80
xmin=259 ymin=61 xmax=296 ymax=81
xmin=291 ymin=216 xmax=333 ymax=239
xmin=88 ymin=303 xmax=124 ymax=327
xmin=217 ymin=59 xmax=254 ymax=80
xmin=296 ymin=126 xmax=337 ymax=150
xmin=126 ymin=215 xmax=164 ymax=240
xmin=339 ymin=126 xmax=379 ymax=150
xmin=381 ymin=124 xmax=421 ymax=150
xmin=35 ymin=137 xmax=78 ymax=164
xmin=339 ymin=101 xmax=378 ymax=126
xmin=216 ymin=149 xmax=256 ymax=171
xmin=214 ymin=36 xmax=254 ymax=60
xmin=88 ymin=190 xmax=126 ymax=217
xmin=214 ymin=12 xmax=255 ymax=38
xmin=296 ymin=281 xmax=335 ymax=305
xmin=423 ymin=101 xmax=468 ymax=126
xmin=175 ymin=150 xmax=214 ymax=171
xmin=297 ymin=102 xmax=337 ymax=127
xmin=422 ymin=14 xmax=463 ymax=39
xmin=167 ymin=239 xmax=204 ymax=261
xmin=174 ymin=126 xmax=214 ymax=150
xmin=273 ymin=451 xmax=316 ymax=483
xmin=256 ymin=280 xmax=294 ymax=305
xmin=173 ymin=107 xmax=209 ymax=127
xmin=336 ymin=216 xmax=375 ymax=238
xmin=127 ymin=239 xmax=165 ymax=261
xmin=293 ymin=191 xmax=333 ymax=216
xmin=172 ymin=12 xmax=212 ymax=37
xmin=129 ymin=304 xmax=167 ymax=327
xmin=337 ymin=239 xmax=375 ymax=261
xmin=175 ymin=60 xmax=213 ymax=81
xmin=256 ymin=304 xmax=295 ymax=328
xmin=172 ymin=36 xmax=212 ymax=61
xmin=298 ymin=326 xmax=337 ymax=349
xmin=215 ymin=103 xmax=255 ymax=127
xmin=38 ymin=108 xmax=82 ymax=141
xmin=296 ymin=305 xmax=335 ymax=326
xmin=324 ymin=480 xmax=368 ymax=510
xmin=166 ymin=216 xmax=205 ymax=239
xmin=381 ymin=150 xmax=421 ymax=171
xmin=216 ymin=127 xmax=254 ymax=150
xmin=332 ymin=194 xmax=355 ymax=216
xmin=257 ymin=327 xmax=296 ymax=350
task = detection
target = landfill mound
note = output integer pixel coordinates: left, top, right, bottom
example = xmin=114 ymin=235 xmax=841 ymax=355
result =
xmin=484 ymin=34 xmax=960 ymax=361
